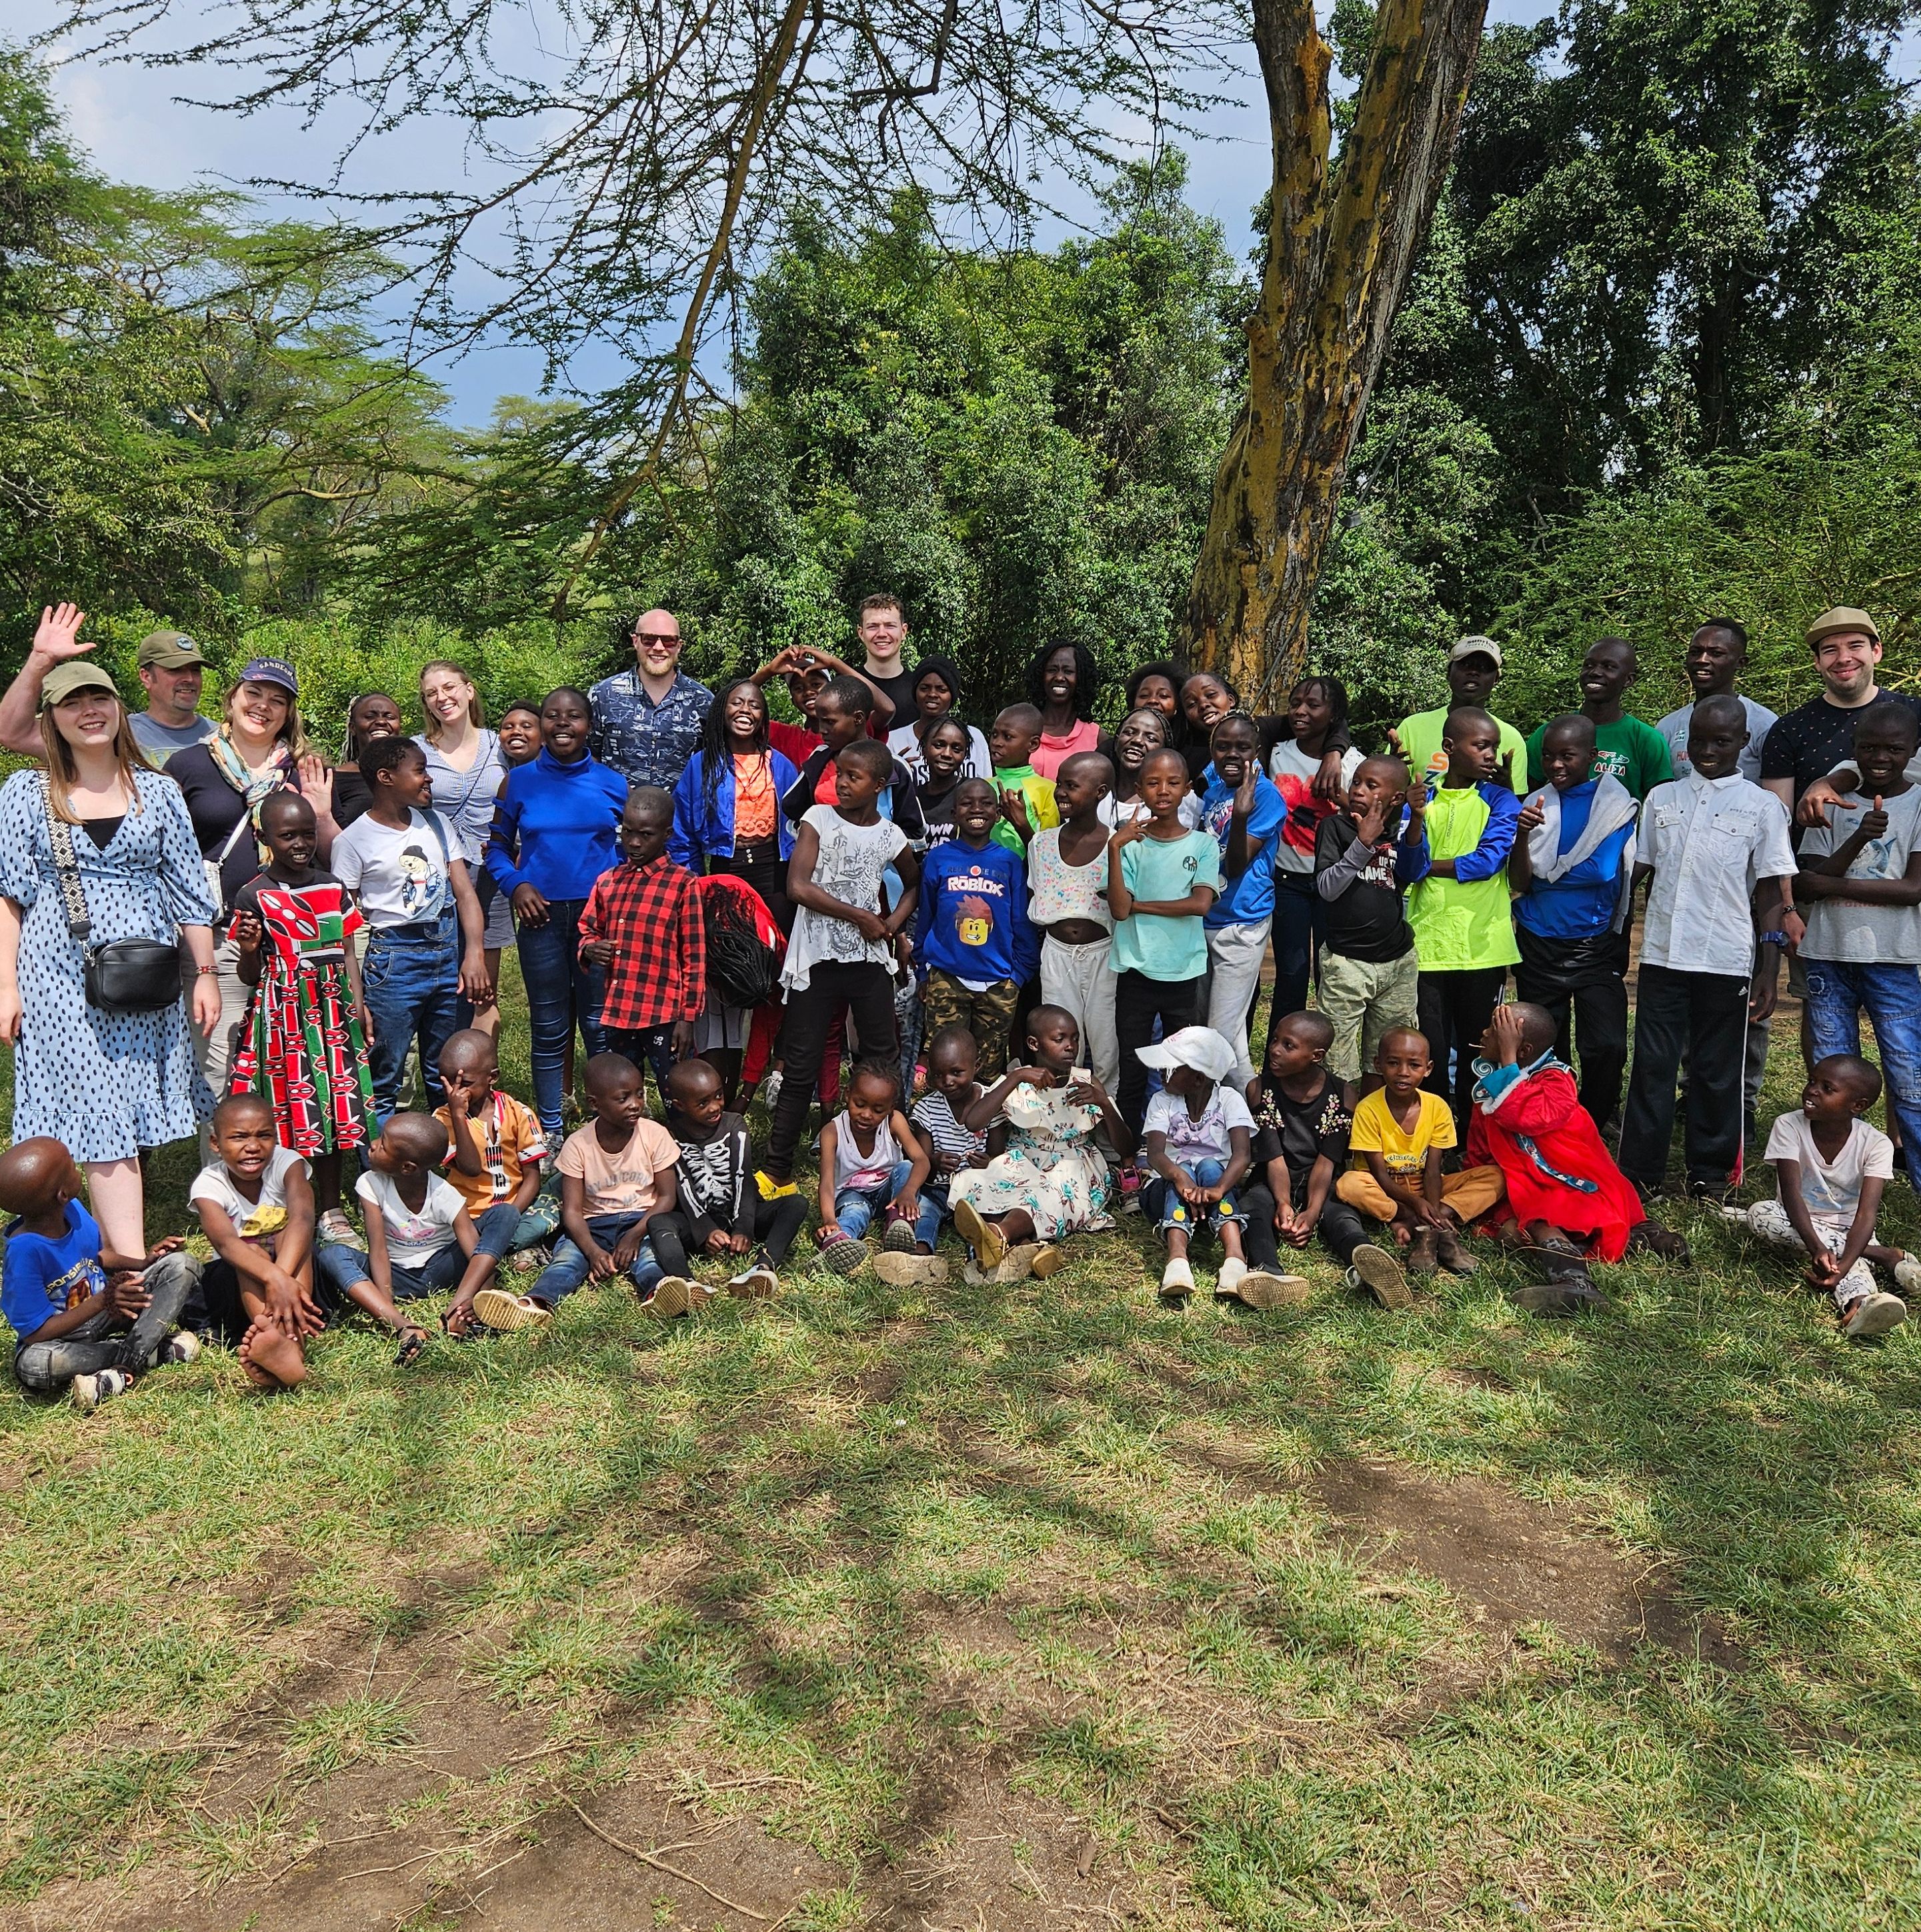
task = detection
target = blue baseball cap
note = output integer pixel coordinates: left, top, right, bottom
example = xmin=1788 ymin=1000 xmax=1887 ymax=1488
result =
xmin=237 ymin=656 xmax=299 ymax=697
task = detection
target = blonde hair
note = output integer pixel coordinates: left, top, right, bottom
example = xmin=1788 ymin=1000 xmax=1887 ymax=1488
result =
xmin=419 ymin=659 xmax=485 ymax=742
xmin=221 ymin=679 xmax=311 ymax=762
xmin=37 ymin=697 xmax=149 ymax=824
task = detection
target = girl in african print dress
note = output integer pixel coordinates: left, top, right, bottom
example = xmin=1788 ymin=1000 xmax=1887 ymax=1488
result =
xmin=228 ymin=793 xmax=376 ymax=1246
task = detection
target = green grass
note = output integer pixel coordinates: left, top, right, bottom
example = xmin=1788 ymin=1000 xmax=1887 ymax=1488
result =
xmin=4 ymin=969 xmax=1921 ymax=1927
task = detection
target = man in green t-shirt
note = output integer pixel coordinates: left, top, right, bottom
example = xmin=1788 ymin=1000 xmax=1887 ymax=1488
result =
xmin=1395 ymin=637 xmax=1528 ymax=794
xmin=1524 ymin=635 xmax=1674 ymax=801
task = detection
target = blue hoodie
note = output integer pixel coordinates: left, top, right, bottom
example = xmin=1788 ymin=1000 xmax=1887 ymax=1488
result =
xmin=915 ymin=839 xmax=1040 ymax=986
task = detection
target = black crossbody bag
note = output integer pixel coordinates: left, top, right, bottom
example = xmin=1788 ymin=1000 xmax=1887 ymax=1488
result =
xmin=43 ymin=779 xmax=184 ymax=1013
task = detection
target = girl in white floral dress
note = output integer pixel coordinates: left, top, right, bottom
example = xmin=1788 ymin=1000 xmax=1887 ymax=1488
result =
xmin=950 ymin=1005 xmax=1128 ymax=1278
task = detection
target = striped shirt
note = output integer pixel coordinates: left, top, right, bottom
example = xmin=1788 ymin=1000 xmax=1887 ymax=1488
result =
xmin=911 ymin=1090 xmax=988 ymax=1168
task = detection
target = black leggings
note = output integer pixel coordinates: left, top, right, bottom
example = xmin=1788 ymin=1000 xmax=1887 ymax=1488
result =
xmin=1114 ymin=969 xmax=1203 ymax=1148
xmin=765 ymin=963 xmax=899 ymax=1179
xmin=1417 ymin=966 xmax=1508 ymax=1126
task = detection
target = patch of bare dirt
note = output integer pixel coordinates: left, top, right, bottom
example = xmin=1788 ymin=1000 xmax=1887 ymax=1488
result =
xmin=1313 ymin=1459 xmax=1740 ymax=1665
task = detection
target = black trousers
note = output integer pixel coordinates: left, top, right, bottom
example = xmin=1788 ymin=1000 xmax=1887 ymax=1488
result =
xmin=1417 ymin=965 xmax=1508 ymax=1126
xmin=1250 ymin=1129 xmax=1368 ymax=1266
xmin=700 ymin=1191 xmax=808 ymax=1269
xmin=1514 ymin=925 xmax=1630 ymax=1134
xmin=765 ymin=962 xmax=899 ymax=1179
xmin=1114 ymin=968 xmax=1203 ymax=1147
xmin=1620 ymin=963 xmax=1748 ymax=1193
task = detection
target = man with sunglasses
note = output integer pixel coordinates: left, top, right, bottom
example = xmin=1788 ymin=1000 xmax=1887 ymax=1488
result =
xmin=588 ymin=607 xmax=713 ymax=791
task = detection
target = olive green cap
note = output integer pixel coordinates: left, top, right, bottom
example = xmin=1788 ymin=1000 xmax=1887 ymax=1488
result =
xmin=38 ymin=663 xmax=120 ymax=711
xmin=1805 ymin=606 xmax=1880 ymax=647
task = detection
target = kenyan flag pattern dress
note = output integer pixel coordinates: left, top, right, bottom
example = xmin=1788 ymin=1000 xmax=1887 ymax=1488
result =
xmin=229 ymin=873 xmax=376 ymax=1156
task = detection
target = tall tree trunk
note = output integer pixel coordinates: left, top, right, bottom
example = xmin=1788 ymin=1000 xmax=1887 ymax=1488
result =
xmin=1188 ymin=0 xmax=1488 ymax=704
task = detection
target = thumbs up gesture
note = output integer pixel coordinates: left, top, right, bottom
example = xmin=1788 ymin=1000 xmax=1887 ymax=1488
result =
xmin=1862 ymin=794 xmax=1890 ymax=841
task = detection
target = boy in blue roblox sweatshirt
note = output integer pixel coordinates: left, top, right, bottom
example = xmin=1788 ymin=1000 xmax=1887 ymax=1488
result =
xmin=915 ymin=777 xmax=1042 ymax=1079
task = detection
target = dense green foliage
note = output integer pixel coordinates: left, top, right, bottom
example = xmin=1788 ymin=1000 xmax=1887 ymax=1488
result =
xmin=6 ymin=6 xmax=1921 ymax=738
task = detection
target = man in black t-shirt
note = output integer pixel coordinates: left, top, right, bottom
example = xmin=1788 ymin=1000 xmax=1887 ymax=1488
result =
xmin=854 ymin=592 xmax=918 ymax=723
xmin=1761 ymin=607 xmax=1921 ymax=821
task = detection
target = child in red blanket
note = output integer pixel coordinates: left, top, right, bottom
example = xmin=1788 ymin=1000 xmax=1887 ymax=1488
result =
xmin=1468 ymin=1001 xmax=1688 ymax=1313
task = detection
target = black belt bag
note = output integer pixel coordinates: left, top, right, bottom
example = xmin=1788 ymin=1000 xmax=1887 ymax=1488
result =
xmin=44 ymin=782 xmax=185 ymax=1013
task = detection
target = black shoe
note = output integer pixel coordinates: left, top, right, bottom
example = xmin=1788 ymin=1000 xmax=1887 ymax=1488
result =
xmin=1514 ymin=1279 xmax=1613 ymax=1317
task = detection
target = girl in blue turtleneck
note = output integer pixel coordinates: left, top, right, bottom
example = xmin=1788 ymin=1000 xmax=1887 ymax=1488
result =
xmin=486 ymin=685 xmax=629 ymax=1133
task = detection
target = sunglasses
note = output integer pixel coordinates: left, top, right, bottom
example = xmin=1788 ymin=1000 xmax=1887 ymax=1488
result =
xmin=633 ymin=631 xmax=681 ymax=646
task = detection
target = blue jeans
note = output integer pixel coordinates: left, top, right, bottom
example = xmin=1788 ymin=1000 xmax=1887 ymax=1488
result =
xmin=315 ymin=1203 xmax=520 ymax=1301
xmin=913 ymin=1180 xmax=952 ymax=1250
xmin=475 ymin=1175 xmax=563 ymax=1255
xmin=531 ymin=1211 xmax=685 ymax=1305
xmin=517 ymin=900 xmax=607 ymax=1133
xmin=834 ymin=1159 xmax=915 ymax=1241
xmin=363 ymin=911 xmax=462 ymax=1119
xmin=1805 ymin=959 xmax=1921 ymax=1186
xmin=1144 ymin=1158 xmax=1247 ymax=1236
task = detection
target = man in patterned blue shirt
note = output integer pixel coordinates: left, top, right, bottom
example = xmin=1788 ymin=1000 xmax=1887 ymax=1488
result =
xmin=588 ymin=607 xmax=714 ymax=791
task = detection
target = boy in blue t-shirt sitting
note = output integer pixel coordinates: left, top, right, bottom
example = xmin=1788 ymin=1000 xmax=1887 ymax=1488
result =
xmin=915 ymin=777 xmax=1040 ymax=1081
xmin=0 ymin=1137 xmax=203 ymax=1411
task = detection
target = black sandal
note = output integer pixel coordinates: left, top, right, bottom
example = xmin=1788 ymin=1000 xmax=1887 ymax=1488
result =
xmin=395 ymin=1325 xmax=429 ymax=1368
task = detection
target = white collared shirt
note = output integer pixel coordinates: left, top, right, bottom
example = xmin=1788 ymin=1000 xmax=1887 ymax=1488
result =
xmin=1638 ymin=772 xmax=1796 ymax=977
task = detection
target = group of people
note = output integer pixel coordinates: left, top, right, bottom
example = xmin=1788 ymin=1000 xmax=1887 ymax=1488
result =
xmin=2 ymin=588 xmax=1917 ymax=1413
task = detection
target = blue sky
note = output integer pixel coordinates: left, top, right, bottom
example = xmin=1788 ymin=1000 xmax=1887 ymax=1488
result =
xmin=20 ymin=3 xmax=1910 ymax=426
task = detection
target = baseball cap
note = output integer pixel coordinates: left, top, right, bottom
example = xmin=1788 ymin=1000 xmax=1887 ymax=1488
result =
xmin=237 ymin=656 xmax=299 ymax=697
xmin=1805 ymin=607 xmax=1880 ymax=648
xmin=136 ymin=630 xmax=207 ymax=671
xmin=1448 ymin=635 xmax=1503 ymax=667
xmin=1135 ymin=1025 xmax=1238 ymax=1084
xmin=38 ymin=663 xmax=120 ymax=711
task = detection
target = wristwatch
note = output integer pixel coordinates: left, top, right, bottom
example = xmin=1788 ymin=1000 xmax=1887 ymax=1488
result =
xmin=1758 ymin=929 xmax=1792 ymax=947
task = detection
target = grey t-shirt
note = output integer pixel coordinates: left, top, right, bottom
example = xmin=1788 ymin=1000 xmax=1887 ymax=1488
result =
xmin=1798 ymin=785 xmax=1921 ymax=963
xmin=129 ymin=711 xmax=216 ymax=768
xmin=1656 ymin=695 xmax=1778 ymax=787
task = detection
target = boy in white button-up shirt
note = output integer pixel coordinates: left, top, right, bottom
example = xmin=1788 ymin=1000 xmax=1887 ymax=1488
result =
xmin=1620 ymin=695 xmax=1800 ymax=1200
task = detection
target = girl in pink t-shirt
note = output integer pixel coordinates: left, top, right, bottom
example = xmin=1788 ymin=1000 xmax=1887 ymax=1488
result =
xmin=1029 ymin=643 xmax=1111 ymax=779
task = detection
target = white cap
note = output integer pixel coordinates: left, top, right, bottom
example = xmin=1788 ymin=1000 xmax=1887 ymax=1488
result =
xmin=1448 ymin=635 xmax=1503 ymax=666
xmin=1135 ymin=1025 xmax=1237 ymax=1084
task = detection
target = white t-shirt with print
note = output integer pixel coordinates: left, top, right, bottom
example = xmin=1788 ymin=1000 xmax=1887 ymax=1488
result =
xmin=331 ymin=808 xmax=457 ymax=928
xmin=1142 ymin=1085 xmax=1256 ymax=1166
xmin=1765 ymin=1111 xmax=1895 ymax=1234
xmin=782 ymin=805 xmax=909 ymax=991
xmin=356 ymin=1168 xmax=467 ymax=1267
xmin=190 ymin=1145 xmax=309 ymax=1250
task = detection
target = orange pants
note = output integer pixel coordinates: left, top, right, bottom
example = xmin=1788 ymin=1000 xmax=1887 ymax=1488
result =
xmin=1335 ymin=1165 xmax=1506 ymax=1226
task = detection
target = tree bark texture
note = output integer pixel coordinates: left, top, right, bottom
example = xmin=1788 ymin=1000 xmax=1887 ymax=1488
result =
xmin=1188 ymin=0 xmax=1488 ymax=704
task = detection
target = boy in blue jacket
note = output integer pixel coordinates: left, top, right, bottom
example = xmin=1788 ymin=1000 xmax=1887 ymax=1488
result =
xmin=915 ymin=778 xmax=1041 ymax=1079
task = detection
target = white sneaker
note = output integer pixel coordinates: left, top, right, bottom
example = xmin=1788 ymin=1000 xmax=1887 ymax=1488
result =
xmin=72 ymin=1368 xmax=129 ymax=1413
xmin=1160 ymin=1256 xmax=1194 ymax=1300
xmin=760 ymin=1069 xmax=783 ymax=1111
xmin=1215 ymin=1257 xmax=1248 ymax=1298
xmin=1894 ymin=1254 xmax=1921 ymax=1295
xmin=1844 ymin=1291 xmax=1907 ymax=1339
xmin=163 ymin=1331 xmax=202 ymax=1367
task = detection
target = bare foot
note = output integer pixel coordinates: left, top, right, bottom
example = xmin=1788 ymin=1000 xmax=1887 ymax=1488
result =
xmin=239 ymin=1319 xmax=307 ymax=1391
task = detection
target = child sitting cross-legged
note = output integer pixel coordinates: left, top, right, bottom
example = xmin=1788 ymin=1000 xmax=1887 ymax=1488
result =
xmin=896 ymin=1024 xmax=990 ymax=1279
xmin=316 ymin=1112 xmax=517 ymax=1357
xmin=1250 ymin=1011 xmax=1411 ymax=1310
xmin=1140 ymin=1024 xmax=1307 ymax=1309
xmin=1 ymin=1137 xmax=203 ymax=1412
xmin=1468 ymin=1001 xmax=1688 ymax=1315
xmin=664 ymin=1057 xmax=802 ymax=1299
xmin=815 ymin=1061 xmax=930 ymax=1277
xmin=949 ymin=1004 xmax=1124 ymax=1284
xmin=189 ymin=1093 xmax=332 ymax=1389
xmin=433 ymin=1029 xmax=561 ymax=1289
xmin=1336 ymin=1029 xmax=1502 ymax=1277
xmin=1738 ymin=1052 xmax=1921 ymax=1339
xmin=491 ymin=1052 xmax=700 ymax=1327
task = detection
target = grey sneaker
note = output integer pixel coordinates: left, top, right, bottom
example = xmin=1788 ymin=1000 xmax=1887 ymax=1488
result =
xmin=1844 ymin=1291 xmax=1907 ymax=1339
xmin=315 ymin=1207 xmax=365 ymax=1251
xmin=163 ymin=1331 xmax=202 ymax=1367
xmin=72 ymin=1367 xmax=129 ymax=1413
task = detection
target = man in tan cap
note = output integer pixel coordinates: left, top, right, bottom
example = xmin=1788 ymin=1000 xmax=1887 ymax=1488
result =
xmin=0 ymin=604 xmax=215 ymax=767
xmin=1760 ymin=606 xmax=1918 ymax=827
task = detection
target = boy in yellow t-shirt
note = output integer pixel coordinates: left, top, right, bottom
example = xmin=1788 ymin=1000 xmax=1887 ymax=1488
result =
xmin=1335 ymin=1028 xmax=1505 ymax=1276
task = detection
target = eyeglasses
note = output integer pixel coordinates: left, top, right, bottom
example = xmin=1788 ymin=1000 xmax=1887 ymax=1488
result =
xmin=633 ymin=631 xmax=680 ymax=646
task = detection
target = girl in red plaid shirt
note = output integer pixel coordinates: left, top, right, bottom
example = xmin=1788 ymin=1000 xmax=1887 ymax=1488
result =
xmin=579 ymin=789 xmax=706 ymax=1107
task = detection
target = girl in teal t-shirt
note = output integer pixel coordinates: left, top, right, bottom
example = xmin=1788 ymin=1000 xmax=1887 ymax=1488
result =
xmin=1108 ymin=747 xmax=1222 ymax=1144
